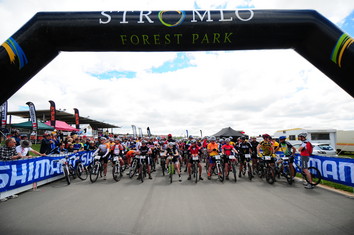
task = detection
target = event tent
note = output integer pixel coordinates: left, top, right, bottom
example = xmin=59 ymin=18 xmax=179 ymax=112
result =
xmin=11 ymin=121 xmax=54 ymax=130
xmin=213 ymin=127 xmax=245 ymax=139
xmin=44 ymin=120 xmax=79 ymax=131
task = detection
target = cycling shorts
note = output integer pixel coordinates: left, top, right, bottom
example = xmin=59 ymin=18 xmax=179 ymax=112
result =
xmin=167 ymin=155 xmax=179 ymax=163
xmin=301 ymin=156 xmax=309 ymax=169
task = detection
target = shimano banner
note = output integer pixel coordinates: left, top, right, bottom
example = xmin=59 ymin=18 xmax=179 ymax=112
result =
xmin=0 ymin=151 xmax=94 ymax=193
xmin=276 ymin=152 xmax=354 ymax=187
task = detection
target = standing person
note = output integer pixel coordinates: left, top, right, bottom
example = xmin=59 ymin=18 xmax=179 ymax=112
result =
xmin=207 ymin=136 xmax=219 ymax=180
xmin=249 ymin=136 xmax=259 ymax=174
xmin=92 ymin=137 xmax=110 ymax=180
xmin=16 ymin=140 xmax=44 ymax=158
xmin=164 ymin=142 xmax=182 ymax=182
xmin=137 ymin=140 xmax=153 ymax=180
xmin=187 ymin=140 xmax=203 ymax=180
xmin=278 ymin=136 xmax=296 ymax=178
xmin=0 ymin=138 xmax=21 ymax=201
xmin=39 ymin=133 xmax=53 ymax=154
xmin=221 ymin=138 xmax=238 ymax=180
xmin=0 ymin=138 xmax=21 ymax=160
xmin=237 ymin=136 xmax=253 ymax=177
xmin=297 ymin=133 xmax=314 ymax=189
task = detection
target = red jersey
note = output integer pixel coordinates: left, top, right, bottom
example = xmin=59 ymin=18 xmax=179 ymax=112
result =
xmin=188 ymin=145 xmax=201 ymax=154
xmin=222 ymin=144 xmax=235 ymax=156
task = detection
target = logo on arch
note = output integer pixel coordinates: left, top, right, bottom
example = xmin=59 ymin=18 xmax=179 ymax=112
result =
xmin=158 ymin=10 xmax=186 ymax=27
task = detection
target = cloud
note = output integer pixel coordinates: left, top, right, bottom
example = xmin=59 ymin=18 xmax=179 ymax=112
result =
xmin=1 ymin=0 xmax=354 ymax=137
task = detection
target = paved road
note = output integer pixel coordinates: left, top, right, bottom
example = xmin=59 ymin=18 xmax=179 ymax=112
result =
xmin=0 ymin=165 xmax=353 ymax=235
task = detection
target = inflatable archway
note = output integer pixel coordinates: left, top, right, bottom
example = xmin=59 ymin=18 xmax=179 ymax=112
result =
xmin=1 ymin=10 xmax=354 ymax=103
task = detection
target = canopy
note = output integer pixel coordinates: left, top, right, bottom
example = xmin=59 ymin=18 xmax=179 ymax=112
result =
xmin=11 ymin=121 xmax=54 ymax=130
xmin=44 ymin=120 xmax=79 ymax=131
xmin=213 ymin=127 xmax=245 ymax=138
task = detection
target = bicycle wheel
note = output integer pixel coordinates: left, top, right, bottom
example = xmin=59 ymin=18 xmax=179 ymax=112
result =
xmin=194 ymin=163 xmax=198 ymax=183
xmin=232 ymin=163 xmax=237 ymax=182
xmin=129 ymin=160 xmax=137 ymax=178
xmin=90 ymin=163 xmax=100 ymax=183
xmin=266 ymin=166 xmax=275 ymax=184
xmin=282 ymin=166 xmax=293 ymax=185
xmin=69 ymin=166 xmax=77 ymax=179
xmin=247 ymin=163 xmax=253 ymax=180
xmin=161 ymin=160 xmax=166 ymax=176
xmin=169 ymin=163 xmax=173 ymax=184
xmin=76 ymin=163 xmax=88 ymax=180
xmin=112 ymin=164 xmax=122 ymax=182
xmin=305 ymin=167 xmax=322 ymax=186
xmin=63 ymin=165 xmax=71 ymax=185
xmin=217 ymin=163 xmax=224 ymax=182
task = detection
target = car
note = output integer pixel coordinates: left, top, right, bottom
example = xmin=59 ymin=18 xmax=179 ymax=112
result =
xmin=292 ymin=143 xmax=338 ymax=157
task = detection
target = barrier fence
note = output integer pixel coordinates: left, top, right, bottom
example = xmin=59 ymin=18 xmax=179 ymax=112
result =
xmin=0 ymin=151 xmax=353 ymax=199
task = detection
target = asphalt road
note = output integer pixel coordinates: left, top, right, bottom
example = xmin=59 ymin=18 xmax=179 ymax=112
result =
xmin=0 ymin=164 xmax=353 ymax=235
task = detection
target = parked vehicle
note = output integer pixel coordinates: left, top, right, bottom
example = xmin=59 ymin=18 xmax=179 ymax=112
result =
xmin=292 ymin=143 xmax=338 ymax=157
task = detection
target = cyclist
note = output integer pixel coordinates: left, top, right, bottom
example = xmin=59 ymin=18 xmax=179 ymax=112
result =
xmin=137 ymin=140 xmax=153 ymax=180
xmin=207 ymin=136 xmax=219 ymax=180
xmin=164 ymin=142 xmax=182 ymax=182
xmin=249 ymin=136 xmax=259 ymax=174
xmin=257 ymin=134 xmax=275 ymax=178
xmin=221 ymin=138 xmax=238 ymax=180
xmin=187 ymin=140 xmax=203 ymax=180
xmin=298 ymin=133 xmax=314 ymax=189
xmin=237 ymin=136 xmax=253 ymax=178
xmin=111 ymin=138 xmax=125 ymax=167
xmin=278 ymin=136 xmax=296 ymax=178
xmin=92 ymin=137 xmax=110 ymax=180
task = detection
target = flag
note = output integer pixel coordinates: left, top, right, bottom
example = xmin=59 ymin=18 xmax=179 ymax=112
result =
xmin=138 ymin=128 xmax=143 ymax=138
xmin=48 ymin=100 xmax=56 ymax=127
xmin=0 ymin=101 xmax=7 ymax=128
xmin=147 ymin=127 xmax=151 ymax=137
xmin=131 ymin=125 xmax=137 ymax=138
xmin=200 ymin=130 xmax=203 ymax=137
xmin=73 ymin=108 xmax=80 ymax=129
xmin=26 ymin=102 xmax=38 ymax=131
xmin=186 ymin=130 xmax=189 ymax=138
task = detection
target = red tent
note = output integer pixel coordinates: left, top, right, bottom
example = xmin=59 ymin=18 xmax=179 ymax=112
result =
xmin=45 ymin=120 xmax=79 ymax=131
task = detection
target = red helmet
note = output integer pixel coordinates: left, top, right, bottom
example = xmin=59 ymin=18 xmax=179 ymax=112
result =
xmin=262 ymin=134 xmax=271 ymax=139
xmin=168 ymin=134 xmax=172 ymax=138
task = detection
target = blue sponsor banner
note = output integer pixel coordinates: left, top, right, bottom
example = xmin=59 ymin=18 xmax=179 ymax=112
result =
xmin=276 ymin=152 xmax=354 ymax=187
xmin=0 ymin=151 xmax=94 ymax=193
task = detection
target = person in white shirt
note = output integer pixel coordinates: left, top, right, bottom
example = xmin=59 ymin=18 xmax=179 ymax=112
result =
xmin=16 ymin=140 xmax=44 ymax=158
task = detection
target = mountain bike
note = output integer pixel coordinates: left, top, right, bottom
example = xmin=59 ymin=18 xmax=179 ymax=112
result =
xmin=276 ymin=155 xmax=293 ymax=185
xmin=160 ymin=154 xmax=167 ymax=176
xmin=89 ymin=155 xmax=103 ymax=183
xmin=227 ymin=154 xmax=238 ymax=182
xmin=167 ymin=156 xmax=175 ymax=183
xmin=137 ymin=155 xmax=147 ymax=183
xmin=212 ymin=155 xmax=224 ymax=182
xmin=241 ymin=154 xmax=253 ymax=180
xmin=191 ymin=154 xmax=199 ymax=183
xmin=54 ymin=155 xmax=87 ymax=184
xmin=263 ymin=155 xmax=275 ymax=184
xmin=129 ymin=156 xmax=139 ymax=178
xmin=293 ymin=157 xmax=322 ymax=186
xmin=112 ymin=155 xmax=123 ymax=182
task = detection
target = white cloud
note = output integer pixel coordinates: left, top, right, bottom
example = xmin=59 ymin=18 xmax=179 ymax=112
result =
xmin=1 ymin=0 xmax=354 ymax=137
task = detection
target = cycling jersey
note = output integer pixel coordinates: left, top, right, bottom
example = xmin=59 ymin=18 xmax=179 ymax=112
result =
xmin=238 ymin=142 xmax=252 ymax=155
xmin=207 ymin=142 xmax=219 ymax=156
xmin=279 ymin=141 xmax=293 ymax=156
xmin=259 ymin=141 xmax=273 ymax=156
xmin=139 ymin=145 xmax=150 ymax=155
xmin=188 ymin=145 xmax=201 ymax=155
xmin=221 ymin=144 xmax=235 ymax=156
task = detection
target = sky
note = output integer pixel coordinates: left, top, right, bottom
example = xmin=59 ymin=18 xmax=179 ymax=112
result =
xmin=1 ymin=0 xmax=354 ymax=137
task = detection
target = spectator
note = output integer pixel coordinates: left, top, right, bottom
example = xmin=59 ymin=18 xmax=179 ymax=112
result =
xmin=39 ymin=133 xmax=53 ymax=154
xmin=0 ymin=138 xmax=21 ymax=161
xmin=16 ymin=140 xmax=44 ymax=158
xmin=0 ymin=138 xmax=21 ymax=201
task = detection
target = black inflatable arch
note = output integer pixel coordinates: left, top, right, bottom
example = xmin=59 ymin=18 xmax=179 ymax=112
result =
xmin=1 ymin=10 xmax=354 ymax=103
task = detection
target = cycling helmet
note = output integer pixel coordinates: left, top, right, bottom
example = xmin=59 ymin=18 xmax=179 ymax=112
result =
xmin=191 ymin=139 xmax=197 ymax=144
xmin=298 ymin=133 xmax=307 ymax=138
xmin=262 ymin=134 xmax=271 ymax=139
xmin=168 ymin=134 xmax=172 ymax=138
xmin=241 ymin=136 xmax=246 ymax=140
xmin=188 ymin=135 xmax=193 ymax=139
xmin=225 ymin=138 xmax=230 ymax=142
xmin=210 ymin=136 xmax=216 ymax=141
xmin=142 ymin=140 xmax=147 ymax=144
xmin=279 ymin=136 xmax=286 ymax=140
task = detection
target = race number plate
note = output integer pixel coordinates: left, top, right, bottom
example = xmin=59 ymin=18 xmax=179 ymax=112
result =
xmin=282 ymin=157 xmax=289 ymax=160
xmin=114 ymin=157 xmax=119 ymax=161
xmin=229 ymin=155 xmax=236 ymax=160
xmin=264 ymin=156 xmax=271 ymax=160
xmin=139 ymin=156 xmax=146 ymax=159
xmin=94 ymin=155 xmax=101 ymax=160
xmin=245 ymin=154 xmax=251 ymax=159
xmin=214 ymin=155 xmax=221 ymax=160
xmin=192 ymin=156 xmax=199 ymax=161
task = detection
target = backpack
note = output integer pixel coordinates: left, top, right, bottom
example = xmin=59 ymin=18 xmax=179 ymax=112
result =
xmin=306 ymin=141 xmax=313 ymax=156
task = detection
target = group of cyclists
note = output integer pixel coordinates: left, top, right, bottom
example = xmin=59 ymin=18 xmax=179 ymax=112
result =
xmin=87 ymin=132 xmax=315 ymax=188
